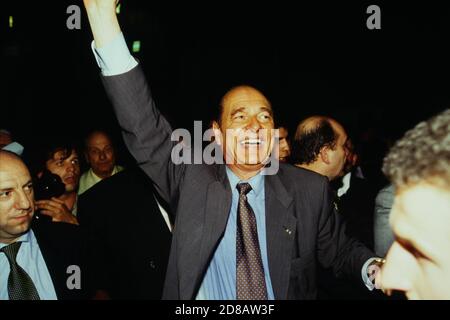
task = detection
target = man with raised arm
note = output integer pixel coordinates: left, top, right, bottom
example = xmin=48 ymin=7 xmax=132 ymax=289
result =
xmin=82 ymin=0 xmax=382 ymax=300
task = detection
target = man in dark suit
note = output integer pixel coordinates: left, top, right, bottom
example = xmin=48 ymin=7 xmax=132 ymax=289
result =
xmin=83 ymin=0 xmax=383 ymax=299
xmin=0 ymin=150 xmax=87 ymax=300
xmin=77 ymin=166 xmax=172 ymax=299
xmin=291 ymin=119 xmax=380 ymax=298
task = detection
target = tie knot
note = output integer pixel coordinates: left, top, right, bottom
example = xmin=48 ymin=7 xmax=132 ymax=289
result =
xmin=0 ymin=241 xmax=22 ymax=262
xmin=237 ymin=182 xmax=252 ymax=195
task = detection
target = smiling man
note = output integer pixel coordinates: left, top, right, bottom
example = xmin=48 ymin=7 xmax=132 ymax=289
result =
xmin=215 ymin=85 xmax=275 ymax=175
xmin=380 ymin=109 xmax=450 ymax=299
xmin=82 ymin=0 xmax=381 ymax=299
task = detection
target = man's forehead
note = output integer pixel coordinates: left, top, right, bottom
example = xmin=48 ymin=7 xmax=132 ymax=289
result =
xmin=0 ymin=165 xmax=30 ymax=185
xmin=223 ymin=88 xmax=270 ymax=109
xmin=88 ymin=132 xmax=111 ymax=144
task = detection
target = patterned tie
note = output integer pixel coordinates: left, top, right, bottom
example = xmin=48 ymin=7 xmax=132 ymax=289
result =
xmin=236 ymin=182 xmax=268 ymax=300
xmin=0 ymin=242 xmax=40 ymax=300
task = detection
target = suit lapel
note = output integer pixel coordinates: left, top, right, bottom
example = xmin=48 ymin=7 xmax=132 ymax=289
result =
xmin=31 ymin=221 xmax=65 ymax=300
xmin=187 ymin=165 xmax=232 ymax=298
xmin=264 ymin=174 xmax=296 ymax=299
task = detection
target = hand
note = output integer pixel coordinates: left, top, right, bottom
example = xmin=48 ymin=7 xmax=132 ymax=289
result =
xmin=83 ymin=0 xmax=121 ymax=48
xmin=36 ymin=197 xmax=79 ymax=225
xmin=83 ymin=0 xmax=117 ymax=14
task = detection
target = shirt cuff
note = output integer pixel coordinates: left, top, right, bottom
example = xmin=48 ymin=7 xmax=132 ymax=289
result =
xmin=90 ymin=32 xmax=138 ymax=76
xmin=362 ymin=257 xmax=378 ymax=291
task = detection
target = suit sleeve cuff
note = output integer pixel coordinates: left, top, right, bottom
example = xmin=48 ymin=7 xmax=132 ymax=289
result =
xmin=362 ymin=257 xmax=378 ymax=291
xmin=90 ymin=32 xmax=138 ymax=76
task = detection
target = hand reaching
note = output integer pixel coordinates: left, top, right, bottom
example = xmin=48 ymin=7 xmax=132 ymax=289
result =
xmin=83 ymin=0 xmax=121 ymax=48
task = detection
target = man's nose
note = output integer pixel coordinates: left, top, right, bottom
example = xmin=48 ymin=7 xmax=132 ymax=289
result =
xmin=99 ymin=150 xmax=106 ymax=160
xmin=15 ymin=189 xmax=32 ymax=210
xmin=67 ymin=162 xmax=76 ymax=173
xmin=247 ymin=116 xmax=262 ymax=131
xmin=381 ymin=242 xmax=413 ymax=294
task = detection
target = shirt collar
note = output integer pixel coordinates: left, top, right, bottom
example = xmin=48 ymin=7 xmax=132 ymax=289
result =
xmin=89 ymin=165 xmax=121 ymax=181
xmin=0 ymin=230 xmax=31 ymax=249
xmin=225 ymin=167 xmax=264 ymax=197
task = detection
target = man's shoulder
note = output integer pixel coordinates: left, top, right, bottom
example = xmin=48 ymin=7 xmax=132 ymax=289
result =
xmin=80 ymin=167 xmax=149 ymax=198
xmin=31 ymin=218 xmax=82 ymax=250
xmin=375 ymin=184 xmax=395 ymax=208
xmin=278 ymin=163 xmax=328 ymax=188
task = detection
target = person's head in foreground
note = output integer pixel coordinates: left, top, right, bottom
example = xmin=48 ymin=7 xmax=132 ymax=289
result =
xmin=381 ymin=109 xmax=450 ymax=299
xmin=0 ymin=150 xmax=34 ymax=244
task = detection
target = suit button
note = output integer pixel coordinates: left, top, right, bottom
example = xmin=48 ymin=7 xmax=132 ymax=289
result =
xmin=150 ymin=260 xmax=156 ymax=269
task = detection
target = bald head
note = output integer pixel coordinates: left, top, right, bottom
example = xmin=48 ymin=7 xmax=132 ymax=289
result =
xmin=221 ymin=86 xmax=271 ymax=108
xmin=294 ymin=116 xmax=344 ymax=141
xmin=218 ymin=86 xmax=272 ymax=125
xmin=0 ymin=150 xmax=27 ymax=172
xmin=292 ymin=116 xmax=348 ymax=180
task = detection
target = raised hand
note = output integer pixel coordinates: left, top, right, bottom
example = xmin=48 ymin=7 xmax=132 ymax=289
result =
xmin=36 ymin=197 xmax=79 ymax=225
xmin=83 ymin=0 xmax=117 ymax=13
xmin=83 ymin=0 xmax=121 ymax=48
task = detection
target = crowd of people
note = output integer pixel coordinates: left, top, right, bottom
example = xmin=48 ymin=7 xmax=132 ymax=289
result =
xmin=1 ymin=0 xmax=449 ymax=301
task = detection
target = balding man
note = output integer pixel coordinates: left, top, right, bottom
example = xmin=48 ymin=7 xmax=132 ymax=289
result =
xmin=82 ymin=0 xmax=381 ymax=300
xmin=0 ymin=151 xmax=87 ymax=300
xmin=292 ymin=116 xmax=348 ymax=181
xmin=78 ymin=130 xmax=124 ymax=195
xmin=292 ymin=117 xmax=381 ymax=298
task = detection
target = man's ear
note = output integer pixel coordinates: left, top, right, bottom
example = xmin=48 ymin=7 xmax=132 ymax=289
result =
xmin=319 ymin=147 xmax=331 ymax=165
xmin=212 ymin=121 xmax=223 ymax=146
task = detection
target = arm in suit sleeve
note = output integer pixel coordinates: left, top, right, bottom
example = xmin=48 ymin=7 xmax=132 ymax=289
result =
xmin=316 ymin=178 xmax=375 ymax=281
xmin=374 ymin=185 xmax=395 ymax=257
xmin=98 ymin=52 xmax=185 ymax=208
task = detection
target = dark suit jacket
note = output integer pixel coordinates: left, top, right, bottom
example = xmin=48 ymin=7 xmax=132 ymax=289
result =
xmin=31 ymin=217 xmax=88 ymax=300
xmin=337 ymin=171 xmax=377 ymax=250
xmin=77 ymin=167 xmax=172 ymax=299
xmin=101 ymin=65 xmax=374 ymax=300
xmin=318 ymin=171 xmax=379 ymax=299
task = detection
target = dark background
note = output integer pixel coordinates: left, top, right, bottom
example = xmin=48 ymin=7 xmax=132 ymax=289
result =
xmin=2 ymin=1 xmax=449 ymax=175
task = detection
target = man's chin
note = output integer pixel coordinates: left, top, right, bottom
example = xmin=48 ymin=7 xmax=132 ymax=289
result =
xmin=234 ymin=162 xmax=266 ymax=173
xmin=9 ymin=215 xmax=33 ymax=232
xmin=65 ymin=185 xmax=79 ymax=193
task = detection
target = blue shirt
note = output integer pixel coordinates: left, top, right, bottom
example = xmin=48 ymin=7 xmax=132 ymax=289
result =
xmin=196 ymin=168 xmax=275 ymax=300
xmin=0 ymin=230 xmax=57 ymax=300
